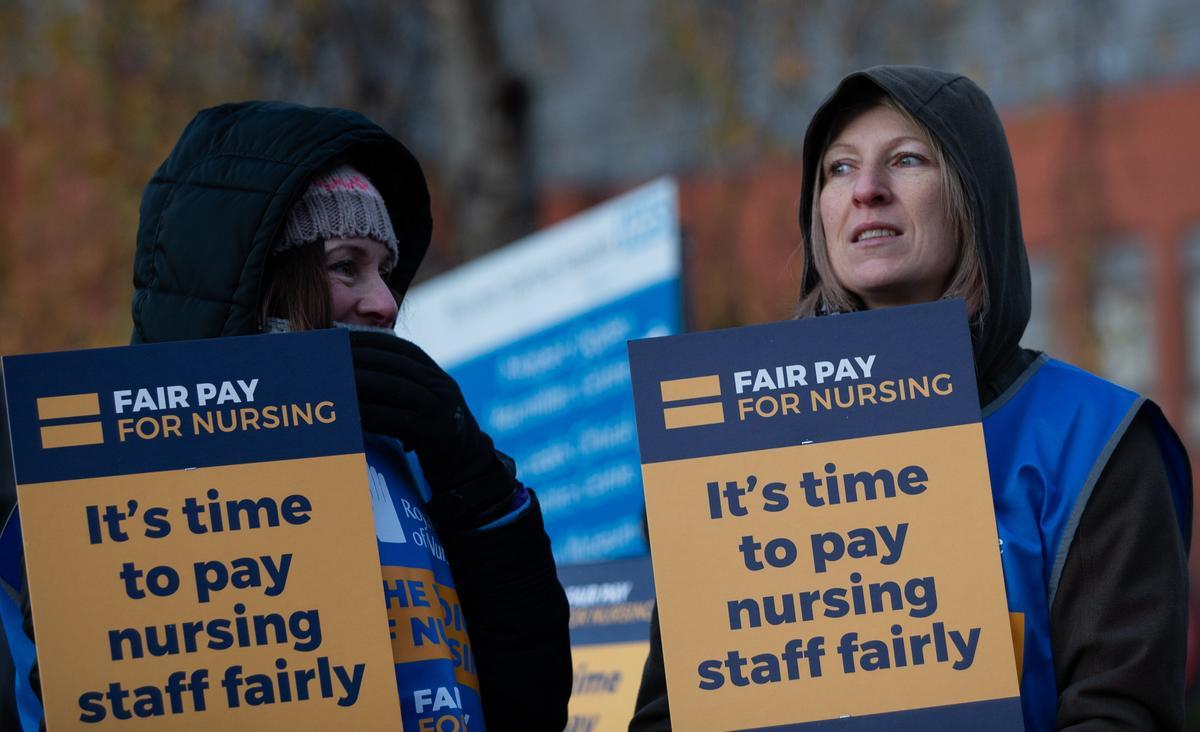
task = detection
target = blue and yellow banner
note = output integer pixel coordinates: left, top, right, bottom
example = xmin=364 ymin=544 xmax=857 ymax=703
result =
xmin=627 ymin=300 xmax=1022 ymax=731
xmin=2 ymin=330 xmax=403 ymax=729
xmin=560 ymin=556 xmax=656 ymax=731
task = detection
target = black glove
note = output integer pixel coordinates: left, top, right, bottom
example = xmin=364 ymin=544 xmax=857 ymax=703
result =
xmin=348 ymin=330 xmax=517 ymax=528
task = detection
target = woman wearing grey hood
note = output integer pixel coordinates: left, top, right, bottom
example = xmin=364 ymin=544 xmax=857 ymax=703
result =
xmin=631 ymin=66 xmax=1190 ymax=731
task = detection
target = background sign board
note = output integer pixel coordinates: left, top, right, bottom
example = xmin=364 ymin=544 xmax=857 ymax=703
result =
xmin=1 ymin=330 xmax=403 ymax=730
xmin=559 ymin=556 xmax=656 ymax=732
xmin=400 ymin=177 xmax=681 ymax=563
xmin=626 ymin=301 xmax=1023 ymax=731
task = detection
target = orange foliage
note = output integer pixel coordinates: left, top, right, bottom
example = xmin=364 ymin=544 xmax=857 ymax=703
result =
xmin=0 ymin=0 xmax=414 ymax=355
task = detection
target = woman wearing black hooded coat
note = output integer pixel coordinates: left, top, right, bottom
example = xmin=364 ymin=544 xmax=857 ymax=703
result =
xmin=631 ymin=66 xmax=1190 ymax=731
xmin=0 ymin=101 xmax=572 ymax=731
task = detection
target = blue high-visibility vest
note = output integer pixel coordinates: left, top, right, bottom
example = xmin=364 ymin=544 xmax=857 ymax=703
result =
xmin=0 ymin=509 xmax=40 ymax=732
xmin=983 ymin=355 xmax=1191 ymax=731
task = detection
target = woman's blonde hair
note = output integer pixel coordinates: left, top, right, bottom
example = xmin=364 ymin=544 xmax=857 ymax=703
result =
xmin=796 ymin=91 xmax=985 ymax=318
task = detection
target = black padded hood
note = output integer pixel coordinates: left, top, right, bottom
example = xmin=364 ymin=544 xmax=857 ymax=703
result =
xmin=798 ymin=66 xmax=1031 ymax=393
xmin=131 ymin=101 xmax=431 ymax=344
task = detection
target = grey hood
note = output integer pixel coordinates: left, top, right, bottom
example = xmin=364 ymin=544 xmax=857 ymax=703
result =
xmin=798 ymin=66 xmax=1031 ymax=396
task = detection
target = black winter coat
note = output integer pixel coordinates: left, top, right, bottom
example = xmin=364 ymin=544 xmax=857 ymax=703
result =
xmin=136 ymin=100 xmax=572 ymax=730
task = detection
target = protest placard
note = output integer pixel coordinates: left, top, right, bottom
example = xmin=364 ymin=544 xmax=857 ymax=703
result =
xmin=1 ymin=330 xmax=402 ymax=729
xmin=627 ymin=300 xmax=1022 ymax=730
xmin=560 ymin=556 xmax=656 ymax=732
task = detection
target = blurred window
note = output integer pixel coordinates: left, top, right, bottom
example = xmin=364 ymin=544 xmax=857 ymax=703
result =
xmin=1092 ymin=240 xmax=1154 ymax=395
xmin=1023 ymin=256 xmax=1057 ymax=354
xmin=1185 ymin=226 xmax=1200 ymax=439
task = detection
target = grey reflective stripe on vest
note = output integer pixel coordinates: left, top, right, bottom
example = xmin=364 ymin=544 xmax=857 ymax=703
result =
xmin=1046 ymin=396 xmax=1145 ymax=607
xmin=981 ymin=352 xmax=1047 ymax=419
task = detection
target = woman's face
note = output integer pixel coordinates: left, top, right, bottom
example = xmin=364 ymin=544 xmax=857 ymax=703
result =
xmin=818 ymin=104 xmax=957 ymax=309
xmin=325 ymin=237 xmax=398 ymax=327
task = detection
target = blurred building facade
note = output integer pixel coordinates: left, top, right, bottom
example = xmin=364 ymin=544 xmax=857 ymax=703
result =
xmin=3 ymin=0 xmax=1200 ymax=698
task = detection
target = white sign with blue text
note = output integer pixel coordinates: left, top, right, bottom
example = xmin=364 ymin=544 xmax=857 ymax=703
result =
xmin=400 ymin=178 xmax=681 ymax=563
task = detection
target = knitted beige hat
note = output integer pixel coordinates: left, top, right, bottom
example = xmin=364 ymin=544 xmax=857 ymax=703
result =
xmin=276 ymin=164 xmax=398 ymax=266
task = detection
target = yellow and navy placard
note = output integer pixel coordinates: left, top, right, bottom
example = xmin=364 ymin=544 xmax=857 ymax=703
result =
xmin=1 ymin=330 xmax=403 ymax=730
xmin=559 ymin=557 xmax=656 ymax=732
xmin=627 ymin=300 xmax=1022 ymax=731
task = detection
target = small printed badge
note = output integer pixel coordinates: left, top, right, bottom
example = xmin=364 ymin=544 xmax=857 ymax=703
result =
xmin=369 ymin=465 xmax=408 ymax=544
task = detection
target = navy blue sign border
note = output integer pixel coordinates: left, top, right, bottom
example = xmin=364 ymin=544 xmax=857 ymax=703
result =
xmin=559 ymin=555 xmax=656 ymax=646
xmin=2 ymin=330 xmax=363 ymax=485
xmin=627 ymin=300 xmax=981 ymax=465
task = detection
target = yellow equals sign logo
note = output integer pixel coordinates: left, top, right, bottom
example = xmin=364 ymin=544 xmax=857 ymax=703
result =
xmin=660 ymin=375 xmax=724 ymax=429
xmin=36 ymin=393 xmax=104 ymax=448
